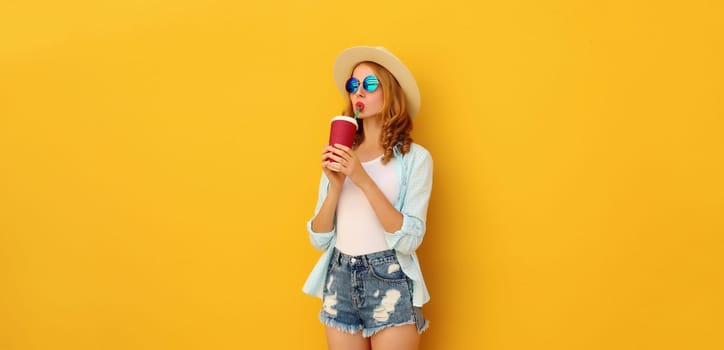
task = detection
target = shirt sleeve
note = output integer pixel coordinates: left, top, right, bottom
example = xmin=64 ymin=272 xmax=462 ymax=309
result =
xmin=306 ymin=172 xmax=336 ymax=251
xmin=384 ymin=147 xmax=433 ymax=254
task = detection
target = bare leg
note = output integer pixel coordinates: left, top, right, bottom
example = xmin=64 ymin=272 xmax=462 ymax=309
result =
xmin=326 ymin=326 xmax=370 ymax=350
xmin=370 ymin=324 xmax=420 ymax=350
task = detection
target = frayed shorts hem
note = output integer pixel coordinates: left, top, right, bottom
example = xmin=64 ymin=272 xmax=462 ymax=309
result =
xmin=319 ymin=313 xmax=363 ymax=335
xmin=319 ymin=311 xmax=429 ymax=338
xmin=362 ymin=318 xmax=430 ymax=338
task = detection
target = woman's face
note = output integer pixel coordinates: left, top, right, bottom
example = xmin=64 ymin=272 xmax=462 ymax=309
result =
xmin=349 ymin=63 xmax=384 ymax=119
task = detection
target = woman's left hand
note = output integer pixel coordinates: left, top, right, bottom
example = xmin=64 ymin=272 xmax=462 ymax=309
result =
xmin=326 ymin=144 xmax=370 ymax=187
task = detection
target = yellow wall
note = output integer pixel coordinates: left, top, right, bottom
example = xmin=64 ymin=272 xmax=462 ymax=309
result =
xmin=1 ymin=1 xmax=722 ymax=349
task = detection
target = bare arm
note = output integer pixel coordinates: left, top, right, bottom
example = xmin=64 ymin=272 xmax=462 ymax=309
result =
xmin=357 ymin=176 xmax=403 ymax=233
xmin=310 ymin=184 xmax=341 ymax=233
xmin=311 ymin=145 xmax=348 ymax=233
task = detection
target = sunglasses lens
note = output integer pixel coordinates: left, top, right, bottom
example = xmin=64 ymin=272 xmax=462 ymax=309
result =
xmin=345 ymin=77 xmax=360 ymax=93
xmin=363 ymin=76 xmax=379 ymax=92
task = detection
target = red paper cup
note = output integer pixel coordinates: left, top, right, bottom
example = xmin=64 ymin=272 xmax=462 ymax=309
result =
xmin=326 ymin=116 xmax=358 ymax=169
xmin=328 ymin=116 xmax=358 ymax=148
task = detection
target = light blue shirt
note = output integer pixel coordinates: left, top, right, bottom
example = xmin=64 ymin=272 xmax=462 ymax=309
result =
xmin=303 ymin=143 xmax=433 ymax=307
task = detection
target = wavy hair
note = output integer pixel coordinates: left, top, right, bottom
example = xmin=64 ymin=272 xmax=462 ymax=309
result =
xmin=342 ymin=62 xmax=413 ymax=164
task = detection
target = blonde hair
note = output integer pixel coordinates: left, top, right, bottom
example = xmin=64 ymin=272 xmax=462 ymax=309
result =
xmin=342 ymin=62 xmax=413 ymax=164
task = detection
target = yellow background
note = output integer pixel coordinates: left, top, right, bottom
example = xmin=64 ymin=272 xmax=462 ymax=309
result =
xmin=1 ymin=0 xmax=723 ymax=349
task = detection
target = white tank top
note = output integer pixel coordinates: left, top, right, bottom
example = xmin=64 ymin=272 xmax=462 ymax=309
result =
xmin=335 ymin=155 xmax=399 ymax=256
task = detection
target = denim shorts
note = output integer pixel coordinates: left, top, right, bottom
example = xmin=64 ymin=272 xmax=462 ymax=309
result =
xmin=319 ymin=248 xmax=429 ymax=338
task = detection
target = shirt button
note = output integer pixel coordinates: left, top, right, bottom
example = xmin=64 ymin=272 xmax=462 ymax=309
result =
xmin=350 ymin=258 xmax=356 ymax=263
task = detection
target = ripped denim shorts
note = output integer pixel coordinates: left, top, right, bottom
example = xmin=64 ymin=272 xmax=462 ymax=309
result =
xmin=319 ymin=248 xmax=429 ymax=338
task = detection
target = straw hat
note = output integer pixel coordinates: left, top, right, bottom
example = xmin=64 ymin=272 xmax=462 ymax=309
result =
xmin=333 ymin=46 xmax=421 ymax=118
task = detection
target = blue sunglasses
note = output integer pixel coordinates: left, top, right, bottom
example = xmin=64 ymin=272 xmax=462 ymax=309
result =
xmin=345 ymin=75 xmax=380 ymax=94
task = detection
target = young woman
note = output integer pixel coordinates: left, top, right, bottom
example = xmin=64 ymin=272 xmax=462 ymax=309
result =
xmin=303 ymin=46 xmax=433 ymax=350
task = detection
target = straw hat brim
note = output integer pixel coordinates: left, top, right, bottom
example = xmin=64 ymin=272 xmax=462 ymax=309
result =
xmin=333 ymin=46 xmax=420 ymax=118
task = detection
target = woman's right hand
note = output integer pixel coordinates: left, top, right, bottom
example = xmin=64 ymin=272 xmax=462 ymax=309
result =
xmin=321 ymin=145 xmax=346 ymax=188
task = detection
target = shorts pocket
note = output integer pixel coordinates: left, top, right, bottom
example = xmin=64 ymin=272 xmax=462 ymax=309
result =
xmin=369 ymin=259 xmax=408 ymax=283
